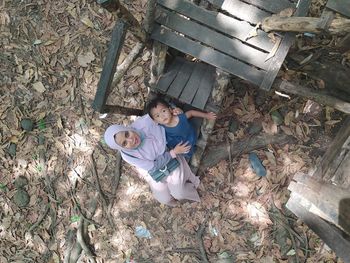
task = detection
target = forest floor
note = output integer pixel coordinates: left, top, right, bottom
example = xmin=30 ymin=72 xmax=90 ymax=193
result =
xmin=0 ymin=0 xmax=349 ymax=262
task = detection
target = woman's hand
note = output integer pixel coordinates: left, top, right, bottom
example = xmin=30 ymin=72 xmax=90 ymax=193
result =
xmin=173 ymin=141 xmax=191 ymax=155
xmin=171 ymin=107 xmax=183 ymax=115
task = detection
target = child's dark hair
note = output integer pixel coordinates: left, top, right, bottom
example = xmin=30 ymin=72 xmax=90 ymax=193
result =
xmin=146 ymin=97 xmax=170 ymax=119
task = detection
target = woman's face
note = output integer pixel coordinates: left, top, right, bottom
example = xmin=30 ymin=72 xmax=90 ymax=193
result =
xmin=114 ymin=130 xmax=141 ymax=149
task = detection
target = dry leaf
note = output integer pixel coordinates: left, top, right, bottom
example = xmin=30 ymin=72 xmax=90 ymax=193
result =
xmin=81 ymin=16 xmax=94 ymax=28
xmin=77 ymin=51 xmax=95 ymax=67
xmin=32 ymin=82 xmax=46 ymax=93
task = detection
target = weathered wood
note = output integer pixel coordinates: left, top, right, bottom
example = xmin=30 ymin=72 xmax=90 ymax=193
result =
xmin=155 ymin=57 xmax=185 ymax=93
xmin=313 ymin=117 xmax=350 ymax=182
xmin=156 ymin=0 xmax=275 ymax=52
xmin=238 ymin=0 xmax=293 ymax=14
xmin=336 ymin=33 xmax=350 ymax=53
xmin=191 ymin=65 xmax=215 ymax=110
xmin=207 ymin=0 xmax=272 ymax=25
xmin=262 ymin=16 xmax=350 ymax=34
xmin=143 ymin=0 xmax=157 ymax=34
xmin=286 ymin=193 xmax=350 ymax=263
xmin=179 ymin=63 xmax=207 ymax=105
xmin=333 ymin=151 xmax=350 ymax=187
xmin=155 ymin=7 xmax=270 ymax=70
xmin=103 ymin=105 xmax=143 ymax=116
xmin=288 ymin=174 xmax=350 ymax=234
xmin=151 ymin=26 xmax=266 ymax=86
xmin=201 ymin=133 xmax=294 ymax=168
xmin=327 ymin=0 xmax=350 ymax=19
xmin=167 ymin=61 xmax=194 ymax=98
xmin=190 ymin=69 xmax=230 ymax=173
xmin=277 ymin=80 xmax=350 ymax=114
xmin=149 ymin=41 xmax=168 ymax=88
xmin=92 ymin=21 xmax=127 ymax=113
xmin=259 ymin=0 xmax=311 ymax=91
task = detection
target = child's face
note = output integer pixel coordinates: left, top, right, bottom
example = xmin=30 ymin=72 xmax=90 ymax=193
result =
xmin=150 ymin=103 xmax=173 ymax=126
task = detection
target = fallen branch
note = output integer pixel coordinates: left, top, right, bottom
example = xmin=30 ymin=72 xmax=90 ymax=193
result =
xmin=111 ymin=42 xmax=145 ymax=88
xmin=201 ymin=133 xmax=294 ymax=169
xmin=277 ymin=80 xmax=350 ymax=114
xmin=262 ymin=16 xmax=350 ymax=35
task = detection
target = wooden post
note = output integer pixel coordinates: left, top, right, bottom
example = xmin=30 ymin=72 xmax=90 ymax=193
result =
xmin=92 ymin=21 xmax=127 ymax=113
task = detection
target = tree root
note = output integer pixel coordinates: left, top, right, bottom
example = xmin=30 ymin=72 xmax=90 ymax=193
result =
xmin=196 ymin=215 xmax=210 ymax=263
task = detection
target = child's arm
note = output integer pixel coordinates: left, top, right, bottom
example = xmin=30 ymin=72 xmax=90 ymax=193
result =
xmin=185 ymin=110 xmax=217 ymax=120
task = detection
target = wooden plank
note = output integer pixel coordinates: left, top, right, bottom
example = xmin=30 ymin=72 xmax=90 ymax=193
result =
xmin=179 ymin=63 xmax=207 ymax=104
xmin=286 ymin=193 xmax=350 ymax=263
xmin=92 ymin=21 xmax=127 ymax=112
xmin=155 ymin=57 xmax=185 ymax=93
xmin=240 ymin=0 xmax=294 ymax=14
xmin=333 ymin=151 xmax=350 ymax=187
xmin=288 ymin=175 xmax=350 ymax=235
xmin=156 ymin=8 xmax=270 ymax=70
xmin=151 ymin=26 xmax=265 ymax=86
xmin=167 ymin=60 xmax=194 ymax=98
xmin=156 ymin=0 xmax=275 ymax=52
xmin=260 ymin=0 xmax=311 ymax=90
xmin=327 ymin=0 xmax=350 ymax=18
xmin=207 ymin=0 xmax=272 ymax=24
xmin=192 ymin=65 xmax=216 ymax=109
xmin=313 ymin=117 xmax=350 ymax=180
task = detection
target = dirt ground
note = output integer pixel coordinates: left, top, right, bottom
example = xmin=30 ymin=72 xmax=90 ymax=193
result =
xmin=0 ymin=0 xmax=348 ymax=262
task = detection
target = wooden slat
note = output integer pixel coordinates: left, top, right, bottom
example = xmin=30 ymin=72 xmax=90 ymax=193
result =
xmin=151 ymin=26 xmax=265 ymax=86
xmin=92 ymin=21 xmax=127 ymax=112
xmin=327 ymin=0 xmax=350 ymax=18
xmin=179 ymin=63 xmax=207 ymax=104
xmin=260 ymin=0 xmax=311 ymax=90
xmin=156 ymin=0 xmax=274 ymax=52
xmin=207 ymin=0 xmax=272 ymax=24
xmin=313 ymin=117 xmax=350 ymax=181
xmin=167 ymin=61 xmax=194 ymax=98
xmin=287 ymin=193 xmax=350 ymax=263
xmin=241 ymin=0 xmax=294 ymax=13
xmin=155 ymin=57 xmax=185 ymax=92
xmin=156 ymin=8 xmax=270 ymax=70
xmin=192 ymin=65 xmax=215 ymax=109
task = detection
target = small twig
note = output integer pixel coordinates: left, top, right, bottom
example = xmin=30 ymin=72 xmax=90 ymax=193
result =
xmin=28 ymin=204 xmax=50 ymax=233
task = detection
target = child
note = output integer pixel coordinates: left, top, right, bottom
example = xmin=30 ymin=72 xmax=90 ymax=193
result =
xmin=146 ymin=98 xmax=216 ymax=159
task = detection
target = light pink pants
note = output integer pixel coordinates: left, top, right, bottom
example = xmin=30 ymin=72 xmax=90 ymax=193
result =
xmin=138 ymin=156 xmax=201 ymax=206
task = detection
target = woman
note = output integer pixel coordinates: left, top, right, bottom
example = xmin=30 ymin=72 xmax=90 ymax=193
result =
xmin=104 ymin=114 xmax=200 ymax=206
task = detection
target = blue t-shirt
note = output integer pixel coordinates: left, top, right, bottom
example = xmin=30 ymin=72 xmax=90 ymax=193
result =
xmin=162 ymin=113 xmax=196 ymax=158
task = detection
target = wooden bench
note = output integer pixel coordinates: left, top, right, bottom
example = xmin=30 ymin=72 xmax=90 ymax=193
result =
xmin=151 ymin=0 xmax=311 ymax=90
xmin=93 ymin=0 xmax=310 ymax=171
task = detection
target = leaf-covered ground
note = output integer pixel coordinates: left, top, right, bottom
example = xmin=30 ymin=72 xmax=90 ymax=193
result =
xmin=0 ymin=0 xmax=348 ymax=262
